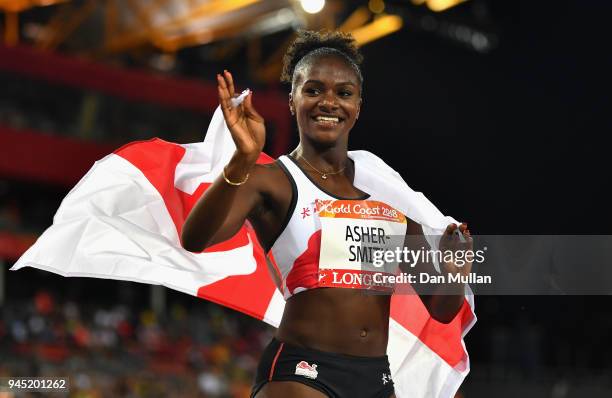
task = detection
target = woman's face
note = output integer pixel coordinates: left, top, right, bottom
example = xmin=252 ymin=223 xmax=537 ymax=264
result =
xmin=290 ymin=55 xmax=362 ymax=147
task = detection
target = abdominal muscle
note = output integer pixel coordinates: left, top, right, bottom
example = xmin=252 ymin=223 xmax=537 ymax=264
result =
xmin=276 ymin=288 xmax=391 ymax=357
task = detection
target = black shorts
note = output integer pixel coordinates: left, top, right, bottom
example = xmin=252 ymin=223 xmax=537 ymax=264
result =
xmin=251 ymin=338 xmax=395 ymax=398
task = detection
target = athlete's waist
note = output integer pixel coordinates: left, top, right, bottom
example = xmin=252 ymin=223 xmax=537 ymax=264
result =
xmin=268 ymin=336 xmax=390 ymax=362
xmin=276 ymin=289 xmax=391 ymax=357
xmin=275 ymin=325 xmax=389 ymax=357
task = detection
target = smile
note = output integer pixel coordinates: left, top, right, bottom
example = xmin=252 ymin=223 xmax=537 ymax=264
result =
xmin=312 ymin=115 xmax=342 ymax=126
xmin=315 ymin=115 xmax=339 ymax=122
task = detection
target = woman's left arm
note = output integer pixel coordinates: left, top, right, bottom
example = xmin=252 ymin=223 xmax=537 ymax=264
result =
xmin=401 ymin=223 xmax=472 ymax=323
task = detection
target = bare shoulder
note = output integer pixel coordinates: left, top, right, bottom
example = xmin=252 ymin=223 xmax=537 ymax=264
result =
xmin=247 ymin=160 xmax=292 ymax=196
xmin=249 ymin=160 xmax=285 ymax=181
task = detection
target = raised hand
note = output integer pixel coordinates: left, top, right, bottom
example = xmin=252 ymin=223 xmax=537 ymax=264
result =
xmin=217 ymin=70 xmax=265 ymax=161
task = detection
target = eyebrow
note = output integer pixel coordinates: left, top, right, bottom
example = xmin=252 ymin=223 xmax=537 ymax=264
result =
xmin=303 ymin=79 xmax=357 ymax=87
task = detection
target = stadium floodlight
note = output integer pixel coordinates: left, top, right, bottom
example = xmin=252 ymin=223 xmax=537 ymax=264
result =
xmin=300 ymin=0 xmax=325 ymax=14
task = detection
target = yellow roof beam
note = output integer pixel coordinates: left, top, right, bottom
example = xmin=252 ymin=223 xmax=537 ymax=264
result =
xmin=154 ymin=12 xmax=257 ymax=52
xmin=411 ymin=0 xmax=468 ymax=12
xmin=124 ymin=0 xmax=167 ymax=48
xmin=103 ymin=0 xmax=260 ymax=54
xmin=337 ymin=6 xmax=371 ymax=32
xmin=163 ymin=0 xmax=260 ymax=30
xmin=0 ymin=0 xmax=69 ymax=13
xmin=350 ymin=14 xmax=403 ymax=47
xmin=427 ymin=0 xmax=467 ymax=12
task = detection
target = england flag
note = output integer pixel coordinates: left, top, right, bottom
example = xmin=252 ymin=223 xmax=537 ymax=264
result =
xmin=13 ymin=94 xmax=476 ymax=398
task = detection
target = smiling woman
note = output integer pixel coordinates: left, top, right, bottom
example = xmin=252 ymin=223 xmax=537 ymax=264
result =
xmin=180 ymin=30 xmax=472 ymax=398
xmin=283 ymin=31 xmax=363 ymax=153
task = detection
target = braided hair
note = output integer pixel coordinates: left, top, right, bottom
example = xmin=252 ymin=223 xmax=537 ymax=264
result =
xmin=280 ymin=30 xmax=363 ymax=92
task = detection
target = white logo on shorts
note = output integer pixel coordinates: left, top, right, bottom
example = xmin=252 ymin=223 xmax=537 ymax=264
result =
xmin=295 ymin=361 xmax=318 ymax=379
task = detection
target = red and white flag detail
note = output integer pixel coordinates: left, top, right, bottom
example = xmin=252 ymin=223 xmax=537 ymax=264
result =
xmin=13 ymin=99 xmax=476 ymax=398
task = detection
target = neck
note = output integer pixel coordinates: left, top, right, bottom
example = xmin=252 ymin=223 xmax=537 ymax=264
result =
xmin=292 ymin=136 xmax=349 ymax=171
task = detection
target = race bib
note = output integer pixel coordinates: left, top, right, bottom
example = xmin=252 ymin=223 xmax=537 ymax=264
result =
xmin=316 ymin=199 xmax=407 ymax=291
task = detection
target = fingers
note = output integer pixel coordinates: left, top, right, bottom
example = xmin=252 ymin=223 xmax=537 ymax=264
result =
xmin=463 ymin=226 xmax=473 ymax=250
xmin=218 ymin=72 xmax=243 ymax=126
xmin=455 ymin=223 xmax=473 ymax=250
xmin=217 ymin=73 xmax=233 ymax=115
xmin=444 ymin=223 xmax=458 ymax=235
xmin=442 ymin=223 xmax=472 ymax=246
xmin=444 ymin=223 xmax=469 ymax=235
xmin=441 ymin=224 xmax=474 ymax=268
xmin=223 ymin=70 xmax=236 ymax=98
xmin=243 ymin=92 xmax=264 ymax=123
xmin=458 ymin=223 xmax=472 ymax=241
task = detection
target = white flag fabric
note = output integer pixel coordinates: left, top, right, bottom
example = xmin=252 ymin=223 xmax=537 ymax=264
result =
xmin=13 ymin=96 xmax=476 ymax=397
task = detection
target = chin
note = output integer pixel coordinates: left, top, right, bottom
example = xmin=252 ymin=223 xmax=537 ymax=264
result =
xmin=305 ymin=129 xmax=346 ymax=147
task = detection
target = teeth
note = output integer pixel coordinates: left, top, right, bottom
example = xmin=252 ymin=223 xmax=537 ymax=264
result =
xmin=315 ymin=116 xmax=339 ymax=122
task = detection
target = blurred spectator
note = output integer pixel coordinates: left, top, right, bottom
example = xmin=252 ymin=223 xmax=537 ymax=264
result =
xmin=0 ymin=289 xmax=272 ymax=398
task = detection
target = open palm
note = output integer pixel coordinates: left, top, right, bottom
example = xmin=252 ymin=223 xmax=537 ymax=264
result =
xmin=217 ymin=70 xmax=265 ymax=158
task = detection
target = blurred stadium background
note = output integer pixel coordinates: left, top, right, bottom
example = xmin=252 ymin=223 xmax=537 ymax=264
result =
xmin=0 ymin=0 xmax=610 ymax=397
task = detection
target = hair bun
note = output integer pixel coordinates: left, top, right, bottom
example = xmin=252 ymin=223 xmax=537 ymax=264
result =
xmin=280 ymin=30 xmax=363 ymax=85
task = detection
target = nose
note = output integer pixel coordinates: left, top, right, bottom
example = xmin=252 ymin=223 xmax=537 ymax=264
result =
xmin=318 ymin=92 xmax=338 ymax=112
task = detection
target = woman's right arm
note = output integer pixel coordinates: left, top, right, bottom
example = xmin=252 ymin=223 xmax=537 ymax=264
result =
xmin=181 ymin=70 xmax=266 ymax=252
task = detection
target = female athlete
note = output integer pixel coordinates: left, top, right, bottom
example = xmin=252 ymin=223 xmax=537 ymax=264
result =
xmin=181 ymin=30 xmax=472 ymax=398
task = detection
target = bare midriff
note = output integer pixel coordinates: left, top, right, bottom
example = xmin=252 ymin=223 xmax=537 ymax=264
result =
xmin=276 ymin=288 xmax=391 ymax=357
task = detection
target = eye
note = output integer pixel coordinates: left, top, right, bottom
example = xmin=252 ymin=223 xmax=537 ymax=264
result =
xmin=338 ymin=90 xmax=353 ymax=97
xmin=304 ymin=87 xmax=320 ymax=95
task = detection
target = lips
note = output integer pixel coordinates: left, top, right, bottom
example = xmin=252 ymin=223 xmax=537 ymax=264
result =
xmin=311 ymin=114 xmax=344 ymax=128
xmin=315 ymin=115 xmax=340 ymax=122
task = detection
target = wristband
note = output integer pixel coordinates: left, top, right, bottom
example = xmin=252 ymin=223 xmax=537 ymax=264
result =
xmin=222 ymin=166 xmax=249 ymax=186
